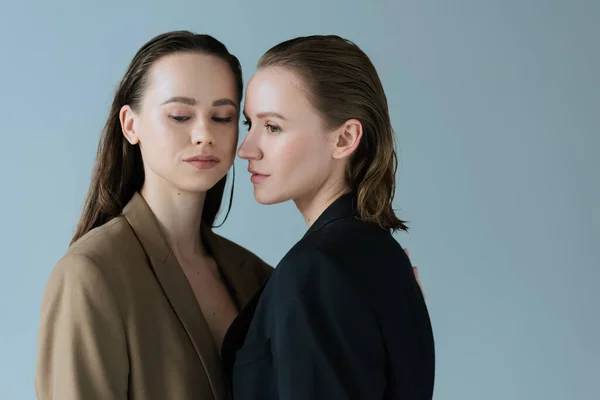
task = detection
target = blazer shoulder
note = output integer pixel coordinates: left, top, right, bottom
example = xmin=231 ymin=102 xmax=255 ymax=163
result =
xmin=52 ymin=216 xmax=145 ymax=295
xmin=47 ymin=251 xmax=107 ymax=289
xmin=269 ymin=247 xmax=373 ymax=315
xmin=305 ymin=216 xmax=405 ymax=268
xmin=275 ymin=246 xmax=343 ymax=289
xmin=313 ymin=215 xmax=395 ymax=246
xmin=66 ymin=216 xmax=144 ymax=265
xmin=41 ymin=249 xmax=124 ymax=325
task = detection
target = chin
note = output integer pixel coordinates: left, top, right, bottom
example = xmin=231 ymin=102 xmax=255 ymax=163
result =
xmin=253 ymin=188 xmax=287 ymax=205
xmin=178 ymin=176 xmax=227 ymax=194
xmin=178 ymin=164 xmax=231 ymax=189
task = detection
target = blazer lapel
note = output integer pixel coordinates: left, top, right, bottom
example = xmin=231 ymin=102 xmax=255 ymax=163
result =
xmin=201 ymin=224 xmax=263 ymax=309
xmin=123 ymin=192 xmax=225 ymax=399
xmin=221 ymin=275 xmax=270 ymax=388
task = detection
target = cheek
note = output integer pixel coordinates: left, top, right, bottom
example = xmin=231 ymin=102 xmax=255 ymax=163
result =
xmin=222 ymin=130 xmax=239 ymax=155
xmin=269 ymin=137 xmax=304 ymax=167
xmin=275 ymin=135 xmax=327 ymax=172
xmin=138 ymin=119 xmax=186 ymax=167
xmin=140 ymin=116 xmax=177 ymax=145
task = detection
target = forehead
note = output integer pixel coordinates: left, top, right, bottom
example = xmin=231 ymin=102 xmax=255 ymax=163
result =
xmin=244 ymin=66 xmax=314 ymax=114
xmin=145 ymin=52 xmax=237 ymax=101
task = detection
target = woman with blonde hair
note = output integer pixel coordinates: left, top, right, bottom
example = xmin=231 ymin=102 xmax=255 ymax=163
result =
xmin=223 ymin=35 xmax=435 ymax=399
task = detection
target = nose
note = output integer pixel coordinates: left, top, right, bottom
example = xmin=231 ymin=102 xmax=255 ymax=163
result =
xmin=191 ymin=119 xmax=214 ymax=146
xmin=237 ymin=130 xmax=263 ymax=161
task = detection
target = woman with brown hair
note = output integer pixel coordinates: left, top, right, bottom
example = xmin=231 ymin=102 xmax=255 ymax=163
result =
xmin=223 ymin=35 xmax=435 ymax=399
xmin=34 ymin=31 xmax=272 ymax=399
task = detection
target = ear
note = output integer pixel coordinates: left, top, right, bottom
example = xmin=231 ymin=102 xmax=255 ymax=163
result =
xmin=332 ymin=119 xmax=362 ymax=160
xmin=119 ymin=105 xmax=140 ymax=145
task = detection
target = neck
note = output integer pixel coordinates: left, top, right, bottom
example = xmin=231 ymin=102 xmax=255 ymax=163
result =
xmin=294 ymin=179 xmax=349 ymax=228
xmin=140 ymin=177 xmax=207 ymax=259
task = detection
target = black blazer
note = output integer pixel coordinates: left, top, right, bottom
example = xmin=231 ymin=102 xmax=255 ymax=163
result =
xmin=222 ymin=194 xmax=435 ymax=399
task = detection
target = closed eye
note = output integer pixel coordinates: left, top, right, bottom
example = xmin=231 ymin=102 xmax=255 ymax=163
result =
xmin=170 ymin=115 xmax=190 ymax=122
xmin=212 ymin=116 xmax=234 ymax=123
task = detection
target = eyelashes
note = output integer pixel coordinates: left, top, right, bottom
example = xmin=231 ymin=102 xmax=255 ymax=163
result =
xmin=169 ymin=115 xmax=234 ymax=124
xmin=265 ymin=123 xmax=281 ymax=133
xmin=170 ymin=115 xmax=190 ymax=122
xmin=212 ymin=116 xmax=233 ymax=123
xmin=169 ymin=115 xmax=282 ymax=133
xmin=242 ymin=119 xmax=281 ymax=133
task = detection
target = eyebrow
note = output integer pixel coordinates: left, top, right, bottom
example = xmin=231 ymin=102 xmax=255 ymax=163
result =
xmin=162 ymin=96 xmax=196 ymax=106
xmin=162 ymin=96 xmax=238 ymax=109
xmin=244 ymin=111 xmax=287 ymax=120
xmin=213 ymin=98 xmax=238 ymax=109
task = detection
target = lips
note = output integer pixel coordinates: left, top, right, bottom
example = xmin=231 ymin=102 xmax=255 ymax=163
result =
xmin=185 ymin=154 xmax=220 ymax=162
xmin=184 ymin=154 xmax=220 ymax=170
xmin=248 ymin=167 xmax=270 ymax=184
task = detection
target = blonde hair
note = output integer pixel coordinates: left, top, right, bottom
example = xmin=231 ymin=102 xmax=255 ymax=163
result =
xmin=259 ymin=35 xmax=407 ymax=232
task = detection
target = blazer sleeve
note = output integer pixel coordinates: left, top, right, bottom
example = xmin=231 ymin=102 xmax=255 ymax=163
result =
xmin=271 ymin=250 xmax=386 ymax=399
xmin=35 ymin=253 xmax=129 ymax=400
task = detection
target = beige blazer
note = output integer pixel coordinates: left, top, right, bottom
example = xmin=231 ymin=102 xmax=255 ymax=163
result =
xmin=35 ymin=192 xmax=272 ymax=400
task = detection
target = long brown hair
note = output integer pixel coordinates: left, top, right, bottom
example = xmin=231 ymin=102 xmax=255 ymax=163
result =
xmin=258 ymin=35 xmax=408 ymax=232
xmin=71 ymin=31 xmax=243 ymax=245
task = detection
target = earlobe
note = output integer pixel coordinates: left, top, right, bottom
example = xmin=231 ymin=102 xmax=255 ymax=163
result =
xmin=119 ymin=105 xmax=139 ymax=145
xmin=333 ymin=119 xmax=363 ymax=159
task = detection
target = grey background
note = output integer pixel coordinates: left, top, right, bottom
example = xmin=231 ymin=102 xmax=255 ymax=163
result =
xmin=0 ymin=0 xmax=598 ymax=398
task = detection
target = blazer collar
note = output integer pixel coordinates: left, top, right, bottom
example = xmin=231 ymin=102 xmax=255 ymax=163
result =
xmin=304 ymin=192 xmax=358 ymax=237
xmin=123 ymin=192 xmax=249 ymax=399
xmin=200 ymin=222 xmax=263 ymax=309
